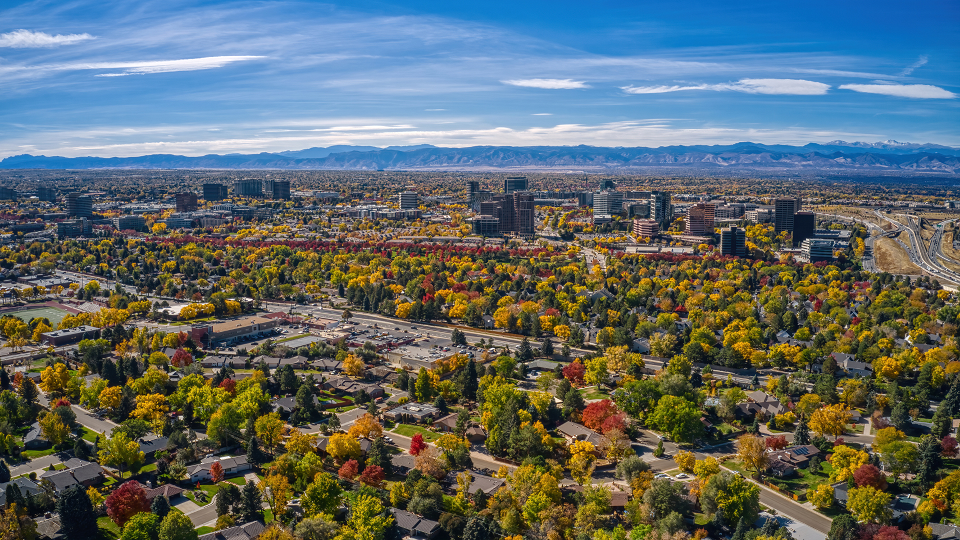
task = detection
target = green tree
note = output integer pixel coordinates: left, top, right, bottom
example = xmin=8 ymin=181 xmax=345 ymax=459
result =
xmin=828 ymin=515 xmax=859 ymax=540
xmin=334 ymin=494 xmax=393 ymax=540
xmin=98 ymin=431 xmax=145 ymax=479
xmin=56 ymin=485 xmax=98 ymax=540
xmin=648 ymin=395 xmax=703 ymax=443
xmin=700 ymin=471 xmax=760 ymax=526
xmin=240 ymin=480 xmax=263 ymax=523
xmin=302 ymin=472 xmax=343 ymax=518
xmin=158 ymin=511 xmax=197 ymax=540
xmin=120 ymin=512 xmax=160 ymax=540
xmin=415 ymin=368 xmax=432 ymax=403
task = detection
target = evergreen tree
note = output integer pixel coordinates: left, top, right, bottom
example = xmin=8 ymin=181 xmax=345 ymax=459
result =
xmin=74 ymin=438 xmax=91 ymax=460
xmin=450 ymin=329 xmax=467 ymax=346
xmin=396 ymin=370 xmax=409 ymax=393
xmin=750 ymin=417 xmax=760 ymax=435
xmin=562 ymin=387 xmax=584 ymax=411
xmin=246 ymin=436 xmax=264 ymax=465
xmin=517 ymin=338 xmax=533 ymax=362
xmin=0 ymin=369 xmax=8 ymax=390
xmin=366 ymin=437 xmax=393 ymax=476
xmin=462 ymin=360 xmax=478 ymax=402
xmin=541 ymin=338 xmax=554 ymax=357
xmin=918 ymin=436 xmax=943 ymax=489
xmin=5 ymin=483 xmax=24 ymax=509
xmin=101 ymin=360 xmax=122 ymax=387
xmin=932 ymin=408 xmax=953 ymax=439
xmin=732 ymin=515 xmax=749 ymax=540
xmin=793 ymin=417 xmax=810 ymax=446
xmin=827 ymin=515 xmax=858 ymax=540
xmin=0 ymin=460 xmax=10 ymax=483
xmin=151 ymin=495 xmax=171 ymax=519
xmin=890 ymin=401 xmax=910 ymax=431
xmin=654 ymin=440 xmax=665 ymax=458
xmin=57 ymin=485 xmax=98 ymax=540
xmin=433 ymin=395 xmax=448 ymax=416
xmin=239 ymin=480 xmax=263 ymax=523
xmin=944 ymin=377 xmax=960 ymax=417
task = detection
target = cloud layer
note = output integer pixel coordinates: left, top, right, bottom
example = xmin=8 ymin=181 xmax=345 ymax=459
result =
xmin=502 ymin=78 xmax=589 ymax=89
xmin=623 ymin=78 xmax=829 ymax=95
xmin=839 ymin=83 xmax=955 ymax=99
xmin=0 ymin=29 xmax=94 ymax=48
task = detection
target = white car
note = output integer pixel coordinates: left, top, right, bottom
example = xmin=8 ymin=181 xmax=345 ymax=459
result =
xmin=676 ymin=473 xmax=689 ymax=479
xmin=654 ymin=473 xmax=670 ymax=479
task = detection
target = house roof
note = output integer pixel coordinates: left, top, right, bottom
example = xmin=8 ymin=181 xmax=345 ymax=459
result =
xmin=138 ymin=435 xmax=169 ymax=454
xmin=557 ymin=421 xmax=604 ymax=445
xmin=198 ymin=522 xmax=266 ymax=540
xmin=443 ymin=472 xmax=504 ymax=495
xmin=142 ymin=483 xmax=185 ymax=500
xmin=388 ymin=508 xmax=440 ymax=537
xmin=0 ymin=478 xmax=41 ymax=505
xmin=40 ymin=471 xmax=79 ymax=492
xmin=930 ymin=523 xmax=960 ymax=540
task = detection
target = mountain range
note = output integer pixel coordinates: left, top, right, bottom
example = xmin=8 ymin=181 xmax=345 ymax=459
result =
xmin=2 ymin=141 xmax=958 ymax=173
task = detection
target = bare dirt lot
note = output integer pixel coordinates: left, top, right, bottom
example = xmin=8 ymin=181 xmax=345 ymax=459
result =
xmin=875 ymin=236 xmax=923 ymax=275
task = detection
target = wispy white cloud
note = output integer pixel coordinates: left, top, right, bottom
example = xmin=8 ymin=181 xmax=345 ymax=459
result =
xmin=0 ymin=29 xmax=94 ymax=48
xmin=839 ymin=83 xmax=955 ymax=99
xmin=89 ymin=56 xmax=266 ymax=76
xmin=501 ymin=78 xmax=588 ymax=89
xmin=622 ymin=78 xmax=829 ymax=96
xmin=532 ymin=113 xmax=553 ymax=115
xmin=899 ymin=55 xmax=928 ymax=76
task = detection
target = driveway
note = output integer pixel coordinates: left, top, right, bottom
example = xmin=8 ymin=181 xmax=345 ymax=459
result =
xmin=10 ymin=452 xmax=65 ymax=477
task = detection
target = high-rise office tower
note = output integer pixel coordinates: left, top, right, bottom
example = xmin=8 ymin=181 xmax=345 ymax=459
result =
xmin=774 ymin=198 xmax=802 ymax=235
xmin=467 ymin=181 xmax=479 ymax=206
xmin=176 ymin=193 xmax=199 ymax=212
xmin=233 ymin=179 xmax=262 ymax=197
xmin=66 ymin=193 xmax=93 ymax=219
xmin=650 ymin=191 xmax=672 ymax=229
xmin=686 ymin=203 xmax=716 ymax=235
xmin=593 ymin=191 xmax=624 ymax=217
xmin=399 ymin=191 xmax=419 ymax=210
xmin=793 ymin=211 xmax=816 ymax=246
xmin=272 ymin=180 xmax=291 ymax=200
xmin=720 ymin=227 xmax=747 ymax=257
xmin=513 ymin=192 xmax=534 ymax=234
xmin=37 ymin=186 xmax=57 ymax=202
xmin=504 ymin=176 xmax=528 ymax=194
xmin=203 ymin=183 xmax=229 ymax=201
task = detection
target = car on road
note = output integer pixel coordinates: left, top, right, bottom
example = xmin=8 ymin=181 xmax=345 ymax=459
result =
xmin=385 ymin=437 xmax=394 ymax=444
xmin=654 ymin=473 xmax=670 ymax=479
xmin=656 ymin=434 xmax=666 ymax=441
xmin=676 ymin=473 xmax=689 ymax=479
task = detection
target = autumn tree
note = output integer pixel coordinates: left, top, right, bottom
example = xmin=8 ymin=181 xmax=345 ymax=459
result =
xmin=327 ymin=433 xmax=361 ymax=463
xmin=210 ymin=461 xmax=225 ymax=484
xmin=338 ymin=459 xmax=359 ymax=480
xmin=158 ymin=510 xmax=197 ymax=540
xmin=99 ymin=431 xmax=145 ymax=479
xmin=809 ymin=404 xmax=851 ymax=440
xmin=255 ymin=413 xmax=285 ymax=450
xmin=302 ymin=472 xmax=343 ymax=517
xmin=737 ymin=435 xmax=768 ymax=478
xmin=410 ymin=433 xmax=427 ymax=456
xmin=347 ymin=414 xmax=383 ymax=440
xmin=105 ymin=481 xmax=150 ymax=527
xmin=846 ymin=486 xmax=891 ymax=523
xmin=259 ymin=474 xmax=291 ymax=519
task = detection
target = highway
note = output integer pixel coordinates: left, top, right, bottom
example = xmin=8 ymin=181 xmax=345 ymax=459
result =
xmin=893 ymin=213 xmax=960 ymax=284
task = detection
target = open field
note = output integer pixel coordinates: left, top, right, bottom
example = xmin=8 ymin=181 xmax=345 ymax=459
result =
xmin=2 ymin=306 xmax=69 ymax=326
xmin=875 ymin=236 xmax=923 ymax=275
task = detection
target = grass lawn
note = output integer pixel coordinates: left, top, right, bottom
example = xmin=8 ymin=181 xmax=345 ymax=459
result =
xmin=392 ymin=424 xmax=440 ymax=442
xmin=21 ymin=447 xmax=56 ymax=459
xmin=184 ymin=484 xmax=222 ymax=506
xmin=196 ymin=527 xmax=215 ymax=535
xmin=694 ymin=513 xmax=711 ymax=526
xmin=767 ymin=463 xmax=834 ymax=496
xmin=139 ymin=463 xmax=158 ymax=474
xmin=580 ymin=387 xmax=609 ymax=400
xmin=81 ymin=427 xmax=99 ymax=443
xmin=264 ymin=510 xmax=274 ymax=525
xmin=227 ymin=477 xmax=247 ymax=486
xmin=97 ymin=517 xmax=120 ymax=539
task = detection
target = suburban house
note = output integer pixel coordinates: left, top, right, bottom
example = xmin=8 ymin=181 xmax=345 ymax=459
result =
xmin=199 ymin=522 xmax=266 ymax=540
xmin=388 ymin=508 xmax=441 ymax=539
xmin=23 ymin=422 xmax=48 ymax=450
xmin=557 ymin=421 xmax=605 ymax=446
xmin=188 ymin=455 xmax=251 ymax=483
xmin=383 ymin=402 xmax=441 ymax=423
xmin=435 ymin=413 xmax=459 ymax=432
xmin=139 ymin=482 xmax=186 ymax=503
xmin=767 ymin=445 xmax=821 ymax=477
xmin=321 ymin=377 xmax=385 ymax=400
xmin=442 ymin=472 xmax=505 ymax=495
xmin=390 ymin=454 xmax=416 ymax=475
xmin=738 ymin=390 xmax=786 ymax=419
xmin=0 ymin=478 xmax=42 ymax=505
xmin=138 ymin=435 xmax=169 ymax=455
xmin=39 ymin=459 xmax=105 ymax=493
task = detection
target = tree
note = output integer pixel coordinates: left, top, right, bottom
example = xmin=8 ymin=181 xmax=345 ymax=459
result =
xmin=581 ymin=400 xmax=619 ymax=432
xmin=828 ymin=515 xmax=859 ymax=540
xmin=302 ymin=472 xmax=343 ymax=517
xmin=829 ymin=445 xmax=870 ymax=482
xmin=343 ymin=355 xmax=365 ymax=379
xmin=338 ymin=460 xmax=359 ymax=480
xmin=295 ymin=517 xmax=339 ymax=540
xmin=57 ymin=485 xmax=98 ymax=540
xmin=255 ymin=413 xmax=285 ymax=450
xmin=151 ymin=495 xmax=171 ymax=520
xmin=39 ymin=412 xmax=70 ymax=447
xmin=347 ymin=414 xmax=383 ymax=440
xmin=410 ymin=433 xmax=427 ymax=456
xmin=120 ymin=512 xmax=160 ymax=540
xmin=674 ymin=451 xmax=696 ymax=474
xmin=359 ymin=465 xmax=385 ymax=487
xmin=105 ymin=481 xmax=151 ymax=527
xmin=451 ymin=329 xmax=467 ymax=346
xmin=171 ymin=349 xmax=193 ymax=368
xmin=258 ymin=474 xmax=290 ymax=519
xmin=807 ymin=484 xmax=834 ymax=510
xmin=327 ymin=433 xmax=361 ymax=463
xmin=335 ymin=493 xmax=393 ymax=540
xmin=649 ymin=395 xmax=703 ymax=443
xmin=846 ymin=486 xmax=891 ymax=523
xmin=210 ymin=461 xmax=225 ymax=484
xmin=854 ymin=464 xmax=888 ymax=490
xmin=240 ymin=480 xmax=263 ymax=523
xmin=766 ymin=435 xmax=788 ymax=451
xmin=793 ymin=416 xmax=810 ymax=446
xmin=99 ymin=432 xmax=145 ymax=479
xmin=809 ymin=404 xmax=851 ymax=439
xmin=700 ymin=471 xmax=760 ymax=526
xmin=247 ymin=436 xmax=265 ymax=465
xmin=737 ymin=435 xmax=768 ymax=477
xmin=880 ymin=440 xmax=919 ymax=481
xmin=0 ymin=460 xmax=10 ymax=483
xmin=158 ymin=511 xmax=197 ymax=540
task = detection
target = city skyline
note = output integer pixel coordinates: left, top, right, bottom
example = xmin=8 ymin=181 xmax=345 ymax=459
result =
xmin=1 ymin=0 xmax=958 ymax=158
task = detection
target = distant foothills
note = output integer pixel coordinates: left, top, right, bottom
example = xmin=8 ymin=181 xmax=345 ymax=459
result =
xmin=2 ymin=141 xmax=959 ymax=173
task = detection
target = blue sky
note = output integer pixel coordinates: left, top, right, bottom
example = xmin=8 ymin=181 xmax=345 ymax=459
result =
xmin=0 ymin=0 xmax=958 ymax=157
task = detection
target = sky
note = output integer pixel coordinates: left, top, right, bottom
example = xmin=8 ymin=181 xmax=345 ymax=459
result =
xmin=0 ymin=0 xmax=958 ymax=158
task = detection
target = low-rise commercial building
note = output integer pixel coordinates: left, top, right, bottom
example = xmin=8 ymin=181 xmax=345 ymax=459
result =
xmin=40 ymin=325 xmax=100 ymax=346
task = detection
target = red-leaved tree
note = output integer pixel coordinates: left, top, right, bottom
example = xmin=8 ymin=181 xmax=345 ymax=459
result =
xmin=52 ymin=398 xmax=71 ymax=409
xmin=218 ymin=379 xmax=237 ymax=396
xmin=171 ymin=348 xmax=193 ymax=368
xmin=943 ymin=436 xmax=958 ymax=458
xmin=105 ymin=480 xmax=150 ymax=527
xmin=562 ymin=361 xmax=586 ymax=386
xmin=600 ymin=413 xmax=627 ymax=435
xmin=853 ymin=464 xmax=888 ymax=491
xmin=872 ymin=526 xmax=910 ymax=540
xmin=210 ymin=461 xmax=225 ymax=483
xmin=410 ymin=434 xmax=427 ymax=456
xmin=765 ymin=435 xmax=789 ymax=451
xmin=359 ymin=465 xmax=385 ymax=487
xmin=581 ymin=400 xmax=618 ymax=432
xmin=338 ymin=459 xmax=359 ymax=480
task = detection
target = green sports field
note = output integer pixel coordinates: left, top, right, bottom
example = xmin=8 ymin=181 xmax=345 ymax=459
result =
xmin=3 ymin=306 xmax=70 ymax=327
